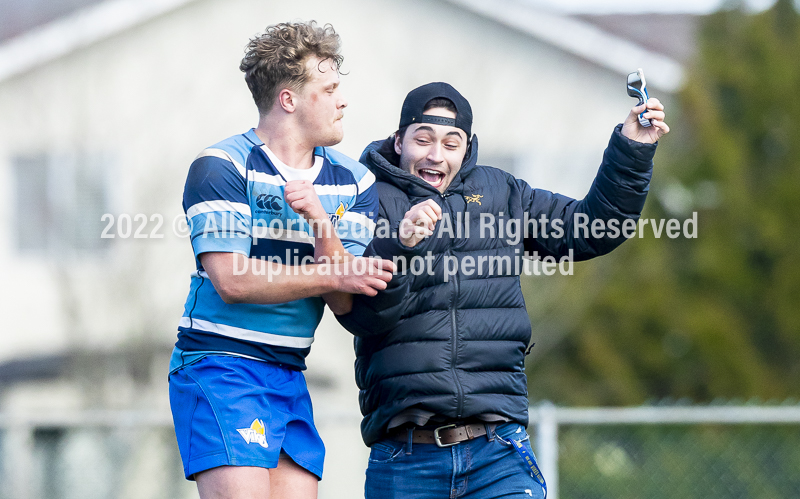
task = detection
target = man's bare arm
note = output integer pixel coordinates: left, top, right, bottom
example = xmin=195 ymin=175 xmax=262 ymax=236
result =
xmin=284 ymin=179 xmax=366 ymax=314
xmin=312 ymin=225 xmax=356 ymax=314
xmin=200 ymin=252 xmax=393 ymax=305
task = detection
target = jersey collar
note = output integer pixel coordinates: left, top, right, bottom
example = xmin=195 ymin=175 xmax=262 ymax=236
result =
xmin=245 ymin=128 xmax=325 ymax=160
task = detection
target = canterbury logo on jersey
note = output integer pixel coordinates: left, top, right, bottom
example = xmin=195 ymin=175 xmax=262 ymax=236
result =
xmin=255 ymin=194 xmax=282 ymax=214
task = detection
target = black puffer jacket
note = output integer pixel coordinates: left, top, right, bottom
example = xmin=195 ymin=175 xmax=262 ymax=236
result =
xmin=338 ymin=126 xmax=656 ymax=446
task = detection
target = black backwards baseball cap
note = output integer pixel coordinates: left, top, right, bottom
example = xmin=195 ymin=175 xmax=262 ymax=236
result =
xmin=399 ymin=82 xmax=473 ymax=138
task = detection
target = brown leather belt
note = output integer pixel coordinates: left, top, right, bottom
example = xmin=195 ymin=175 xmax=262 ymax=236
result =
xmin=389 ymin=423 xmax=496 ymax=447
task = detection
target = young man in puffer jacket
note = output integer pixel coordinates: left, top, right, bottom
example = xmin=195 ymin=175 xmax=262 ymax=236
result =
xmin=336 ymin=82 xmax=669 ymax=499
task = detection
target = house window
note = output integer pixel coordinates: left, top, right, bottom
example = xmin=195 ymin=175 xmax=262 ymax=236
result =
xmin=12 ymin=152 xmax=111 ymax=254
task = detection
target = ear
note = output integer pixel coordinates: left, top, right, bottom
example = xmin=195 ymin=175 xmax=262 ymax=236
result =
xmin=277 ymin=88 xmax=296 ymax=113
xmin=394 ymin=133 xmax=403 ymax=156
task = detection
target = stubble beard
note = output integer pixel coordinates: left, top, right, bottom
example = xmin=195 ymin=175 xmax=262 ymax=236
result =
xmin=317 ymin=121 xmax=344 ymax=147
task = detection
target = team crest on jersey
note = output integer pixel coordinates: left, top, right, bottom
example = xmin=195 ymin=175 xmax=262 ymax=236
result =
xmin=328 ymin=202 xmax=348 ymax=228
xmin=237 ymin=418 xmax=269 ymax=448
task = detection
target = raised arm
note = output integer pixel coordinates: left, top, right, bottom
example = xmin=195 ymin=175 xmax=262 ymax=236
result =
xmin=522 ymin=98 xmax=669 ymax=260
xmin=284 ymin=179 xmax=354 ymax=314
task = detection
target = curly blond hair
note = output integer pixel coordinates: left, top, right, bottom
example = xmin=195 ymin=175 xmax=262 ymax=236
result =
xmin=240 ymin=21 xmax=343 ymax=114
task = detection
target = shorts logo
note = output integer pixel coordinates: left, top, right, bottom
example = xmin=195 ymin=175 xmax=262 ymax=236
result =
xmin=237 ymin=418 xmax=269 ymax=448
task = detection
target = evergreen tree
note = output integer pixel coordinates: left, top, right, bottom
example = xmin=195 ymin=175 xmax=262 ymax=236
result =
xmin=526 ymin=0 xmax=800 ymax=405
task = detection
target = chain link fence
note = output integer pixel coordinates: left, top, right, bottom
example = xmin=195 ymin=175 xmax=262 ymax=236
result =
xmin=530 ymin=403 xmax=800 ymax=499
xmin=2 ymin=404 xmax=800 ymax=499
xmin=554 ymin=422 xmax=800 ymax=498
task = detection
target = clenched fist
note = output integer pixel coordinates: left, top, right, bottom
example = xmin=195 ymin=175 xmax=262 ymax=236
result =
xmin=399 ymin=199 xmax=442 ymax=248
xmin=284 ymin=180 xmax=328 ymax=227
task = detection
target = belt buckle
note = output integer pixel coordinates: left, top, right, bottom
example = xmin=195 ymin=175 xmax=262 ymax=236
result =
xmin=433 ymin=424 xmax=458 ymax=448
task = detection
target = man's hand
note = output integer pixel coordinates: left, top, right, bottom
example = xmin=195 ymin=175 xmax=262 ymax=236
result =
xmin=621 ymin=97 xmax=670 ymax=144
xmin=284 ymin=180 xmax=328 ymax=226
xmin=334 ymin=257 xmax=396 ymax=297
xmin=399 ymin=199 xmax=442 ymax=248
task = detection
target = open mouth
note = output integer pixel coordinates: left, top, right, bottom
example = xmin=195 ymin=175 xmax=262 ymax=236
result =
xmin=417 ymin=168 xmax=445 ymax=188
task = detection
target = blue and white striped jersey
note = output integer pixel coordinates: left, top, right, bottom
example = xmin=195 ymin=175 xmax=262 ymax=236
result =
xmin=174 ymin=129 xmax=377 ymax=370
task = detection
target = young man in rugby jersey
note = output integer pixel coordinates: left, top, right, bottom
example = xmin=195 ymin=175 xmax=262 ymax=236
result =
xmin=169 ymin=22 xmax=393 ymax=499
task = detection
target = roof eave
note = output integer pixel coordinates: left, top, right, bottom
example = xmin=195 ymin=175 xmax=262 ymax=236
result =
xmin=0 ymin=0 xmax=197 ymax=83
xmin=442 ymin=0 xmax=686 ymax=93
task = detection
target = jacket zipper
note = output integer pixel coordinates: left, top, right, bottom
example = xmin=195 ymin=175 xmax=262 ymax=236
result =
xmin=443 ymin=193 xmax=465 ymax=418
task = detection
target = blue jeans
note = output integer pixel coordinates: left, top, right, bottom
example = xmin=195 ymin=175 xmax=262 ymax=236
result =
xmin=365 ymin=423 xmax=545 ymax=499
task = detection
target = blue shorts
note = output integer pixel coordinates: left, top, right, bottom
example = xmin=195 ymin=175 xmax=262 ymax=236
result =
xmin=168 ymin=355 xmax=324 ymax=480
